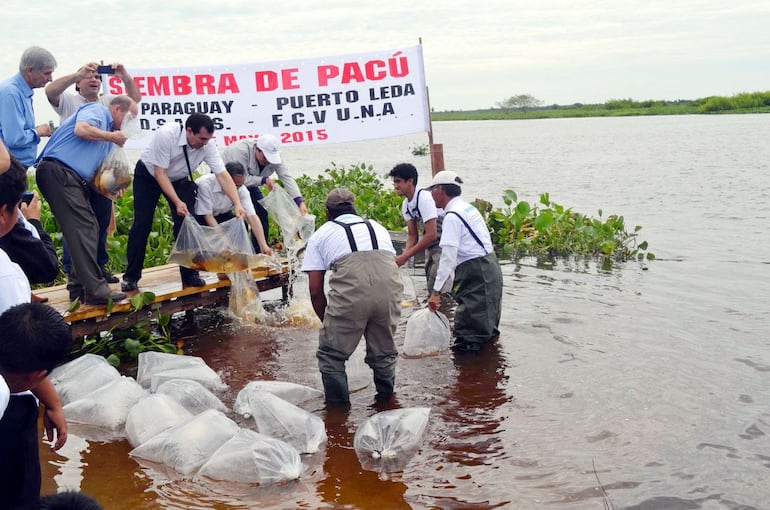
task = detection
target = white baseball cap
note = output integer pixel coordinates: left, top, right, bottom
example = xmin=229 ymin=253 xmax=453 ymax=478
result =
xmin=426 ymin=170 xmax=463 ymax=190
xmin=256 ymin=134 xmax=282 ymax=164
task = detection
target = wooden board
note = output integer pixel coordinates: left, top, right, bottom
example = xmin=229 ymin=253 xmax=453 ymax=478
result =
xmin=34 ymin=263 xmax=291 ymax=337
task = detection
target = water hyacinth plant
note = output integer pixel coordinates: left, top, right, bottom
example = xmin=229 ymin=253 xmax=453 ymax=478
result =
xmin=477 ymin=189 xmax=654 ymax=261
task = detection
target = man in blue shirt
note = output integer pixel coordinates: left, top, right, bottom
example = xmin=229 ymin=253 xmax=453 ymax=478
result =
xmin=0 ymin=47 xmax=57 ymax=168
xmin=35 ymin=95 xmax=137 ymax=305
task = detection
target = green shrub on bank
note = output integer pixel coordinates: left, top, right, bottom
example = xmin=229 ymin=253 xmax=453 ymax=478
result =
xmin=35 ymin=162 xmax=651 ymax=284
xmin=433 ymin=90 xmax=770 ymax=120
xmin=477 ymin=190 xmax=654 ymax=261
xmin=295 ymin=162 xmax=405 ymax=231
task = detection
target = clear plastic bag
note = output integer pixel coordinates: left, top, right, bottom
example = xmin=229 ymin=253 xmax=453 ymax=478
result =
xmin=169 ymin=216 xmax=278 ymax=273
xmin=402 ymin=309 xmax=451 ymax=357
xmin=263 ymin=185 xmax=313 ymax=250
xmin=234 ymin=381 xmax=323 ymax=415
xmin=197 ymin=428 xmax=303 ymax=484
xmin=353 ymin=407 xmax=431 ymax=472
xmin=240 ymin=390 xmax=327 ymax=454
xmin=228 ymin=269 xmax=265 ymax=322
xmin=129 ymin=409 xmax=239 ymax=476
xmin=62 ymin=376 xmax=148 ymax=431
xmin=136 ymin=351 xmax=227 ymax=393
xmin=401 ymin=267 xmax=417 ymax=307
xmin=125 ymin=394 xmax=193 ymax=448
xmin=120 ymin=110 xmax=146 ymax=139
xmin=49 ymin=353 xmax=121 ymax=405
xmin=93 ymin=146 xmax=132 ymax=198
xmin=155 ymin=378 xmax=227 ymax=415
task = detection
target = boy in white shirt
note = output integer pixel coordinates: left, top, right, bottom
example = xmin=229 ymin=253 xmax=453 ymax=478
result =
xmin=194 ymin=162 xmax=272 ymax=255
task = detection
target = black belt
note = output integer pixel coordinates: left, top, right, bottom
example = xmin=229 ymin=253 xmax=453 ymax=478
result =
xmin=136 ymin=160 xmax=188 ymax=184
xmin=41 ymin=156 xmax=75 ymax=170
xmin=40 ymin=157 xmax=90 ymax=191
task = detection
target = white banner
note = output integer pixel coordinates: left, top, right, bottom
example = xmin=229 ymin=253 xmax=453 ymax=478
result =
xmin=106 ymin=45 xmax=430 ymax=148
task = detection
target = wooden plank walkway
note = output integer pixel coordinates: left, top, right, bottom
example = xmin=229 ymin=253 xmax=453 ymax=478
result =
xmin=35 ymin=263 xmax=291 ymax=338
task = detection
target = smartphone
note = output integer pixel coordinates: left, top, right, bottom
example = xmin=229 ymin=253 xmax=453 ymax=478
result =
xmin=97 ymin=64 xmax=115 ymax=74
xmin=21 ymin=192 xmax=34 ymax=205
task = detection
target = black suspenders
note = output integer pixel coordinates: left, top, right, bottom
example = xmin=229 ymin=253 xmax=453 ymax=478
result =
xmin=445 ymin=211 xmax=485 ymax=249
xmin=405 ymin=189 xmax=423 ymax=220
xmin=332 ymin=219 xmax=378 ymax=252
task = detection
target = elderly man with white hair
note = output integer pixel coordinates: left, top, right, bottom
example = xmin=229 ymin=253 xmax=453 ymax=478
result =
xmin=0 ymin=46 xmax=57 ymax=168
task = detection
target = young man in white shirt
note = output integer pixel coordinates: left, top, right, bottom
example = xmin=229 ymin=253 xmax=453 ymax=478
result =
xmin=389 ymin=162 xmax=442 ymax=293
xmin=194 ymin=162 xmax=272 ymax=255
xmin=0 ymin=162 xmax=70 ymax=509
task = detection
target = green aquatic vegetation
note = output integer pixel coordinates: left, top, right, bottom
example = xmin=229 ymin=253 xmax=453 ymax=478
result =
xmin=410 ymin=143 xmax=429 ymax=156
xmin=34 ymin=165 xmax=650 ymax=273
xmin=295 ymin=162 xmax=405 ymax=231
xmin=476 ymin=190 xmax=654 ymax=261
xmin=72 ymin=291 xmax=177 ymax=367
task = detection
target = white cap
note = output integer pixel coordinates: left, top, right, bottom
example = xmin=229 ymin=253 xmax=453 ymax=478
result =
xmin=426 ymin=170 xmax=463 ymax=190
xmin=256 ymin=134 xmax=282 ymax=164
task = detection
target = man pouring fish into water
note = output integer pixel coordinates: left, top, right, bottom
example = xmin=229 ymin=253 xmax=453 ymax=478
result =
xmin=121 ymin=113 xmax=246 ymax=292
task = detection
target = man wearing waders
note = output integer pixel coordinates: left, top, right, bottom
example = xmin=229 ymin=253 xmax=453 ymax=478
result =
xmin=389 ymin=162 xmax=442 ymax=293
xmin=301 ymin=188 xmax=402 ymax=405
xmin=426 ymin=171 xmax=503 ymax=352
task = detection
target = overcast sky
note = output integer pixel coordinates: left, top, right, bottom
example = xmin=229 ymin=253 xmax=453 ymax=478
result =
xmin=2 ymin=0 xmax=768 ymax=122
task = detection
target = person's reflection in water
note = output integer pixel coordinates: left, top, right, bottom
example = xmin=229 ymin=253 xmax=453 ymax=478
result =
xmin=435 ymin=341 xmax=512 ymax=507
xmin=318 ymin=405 xmax=411 ymax=509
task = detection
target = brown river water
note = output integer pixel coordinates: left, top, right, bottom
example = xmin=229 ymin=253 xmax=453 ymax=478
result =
xmin=39 ymin=116 xmax=770 ymax=509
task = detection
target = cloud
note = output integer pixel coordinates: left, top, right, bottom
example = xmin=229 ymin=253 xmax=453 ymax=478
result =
xmin=2 ymin=0 xmax=768 ymax=113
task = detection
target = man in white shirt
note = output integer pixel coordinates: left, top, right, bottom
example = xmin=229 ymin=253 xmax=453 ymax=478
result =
xmin=426 ymin=170 xmax=503 ymax=352
xmin=389 ymin=162 xmax=442 ymax=292
xmin=122 ymin=113 xmax=246 ymax=290
xmin=221 ymin=134 xmax=308 ymax=248
xmin=301 ymin=188 xmax=402 ymax=405
xmin=194 ymin=162 xmax=272 ymax=255
xmin=45 ymin=61 xmax=142 ymax=285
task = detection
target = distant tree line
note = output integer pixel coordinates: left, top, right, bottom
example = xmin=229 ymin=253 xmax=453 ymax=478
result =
xmin=431 ymin=91 xmax=770 ymax=120
xmin=493 ymin=91 xmax=770 ymax=113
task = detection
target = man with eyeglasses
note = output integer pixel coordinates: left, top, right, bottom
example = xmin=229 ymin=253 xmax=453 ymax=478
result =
xmin=121 ymin=113 xmax=247 ymax=291
xmin=45 ymin=62 xmax=141 ymax=288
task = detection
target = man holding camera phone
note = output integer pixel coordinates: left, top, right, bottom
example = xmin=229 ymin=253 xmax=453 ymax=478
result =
xmin=45 ymin=61 xmax=141 ymax=288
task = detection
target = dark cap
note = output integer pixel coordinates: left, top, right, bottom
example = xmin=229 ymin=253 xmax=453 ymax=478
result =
xmin=325 ymin=187 xmax=355 ymax=207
